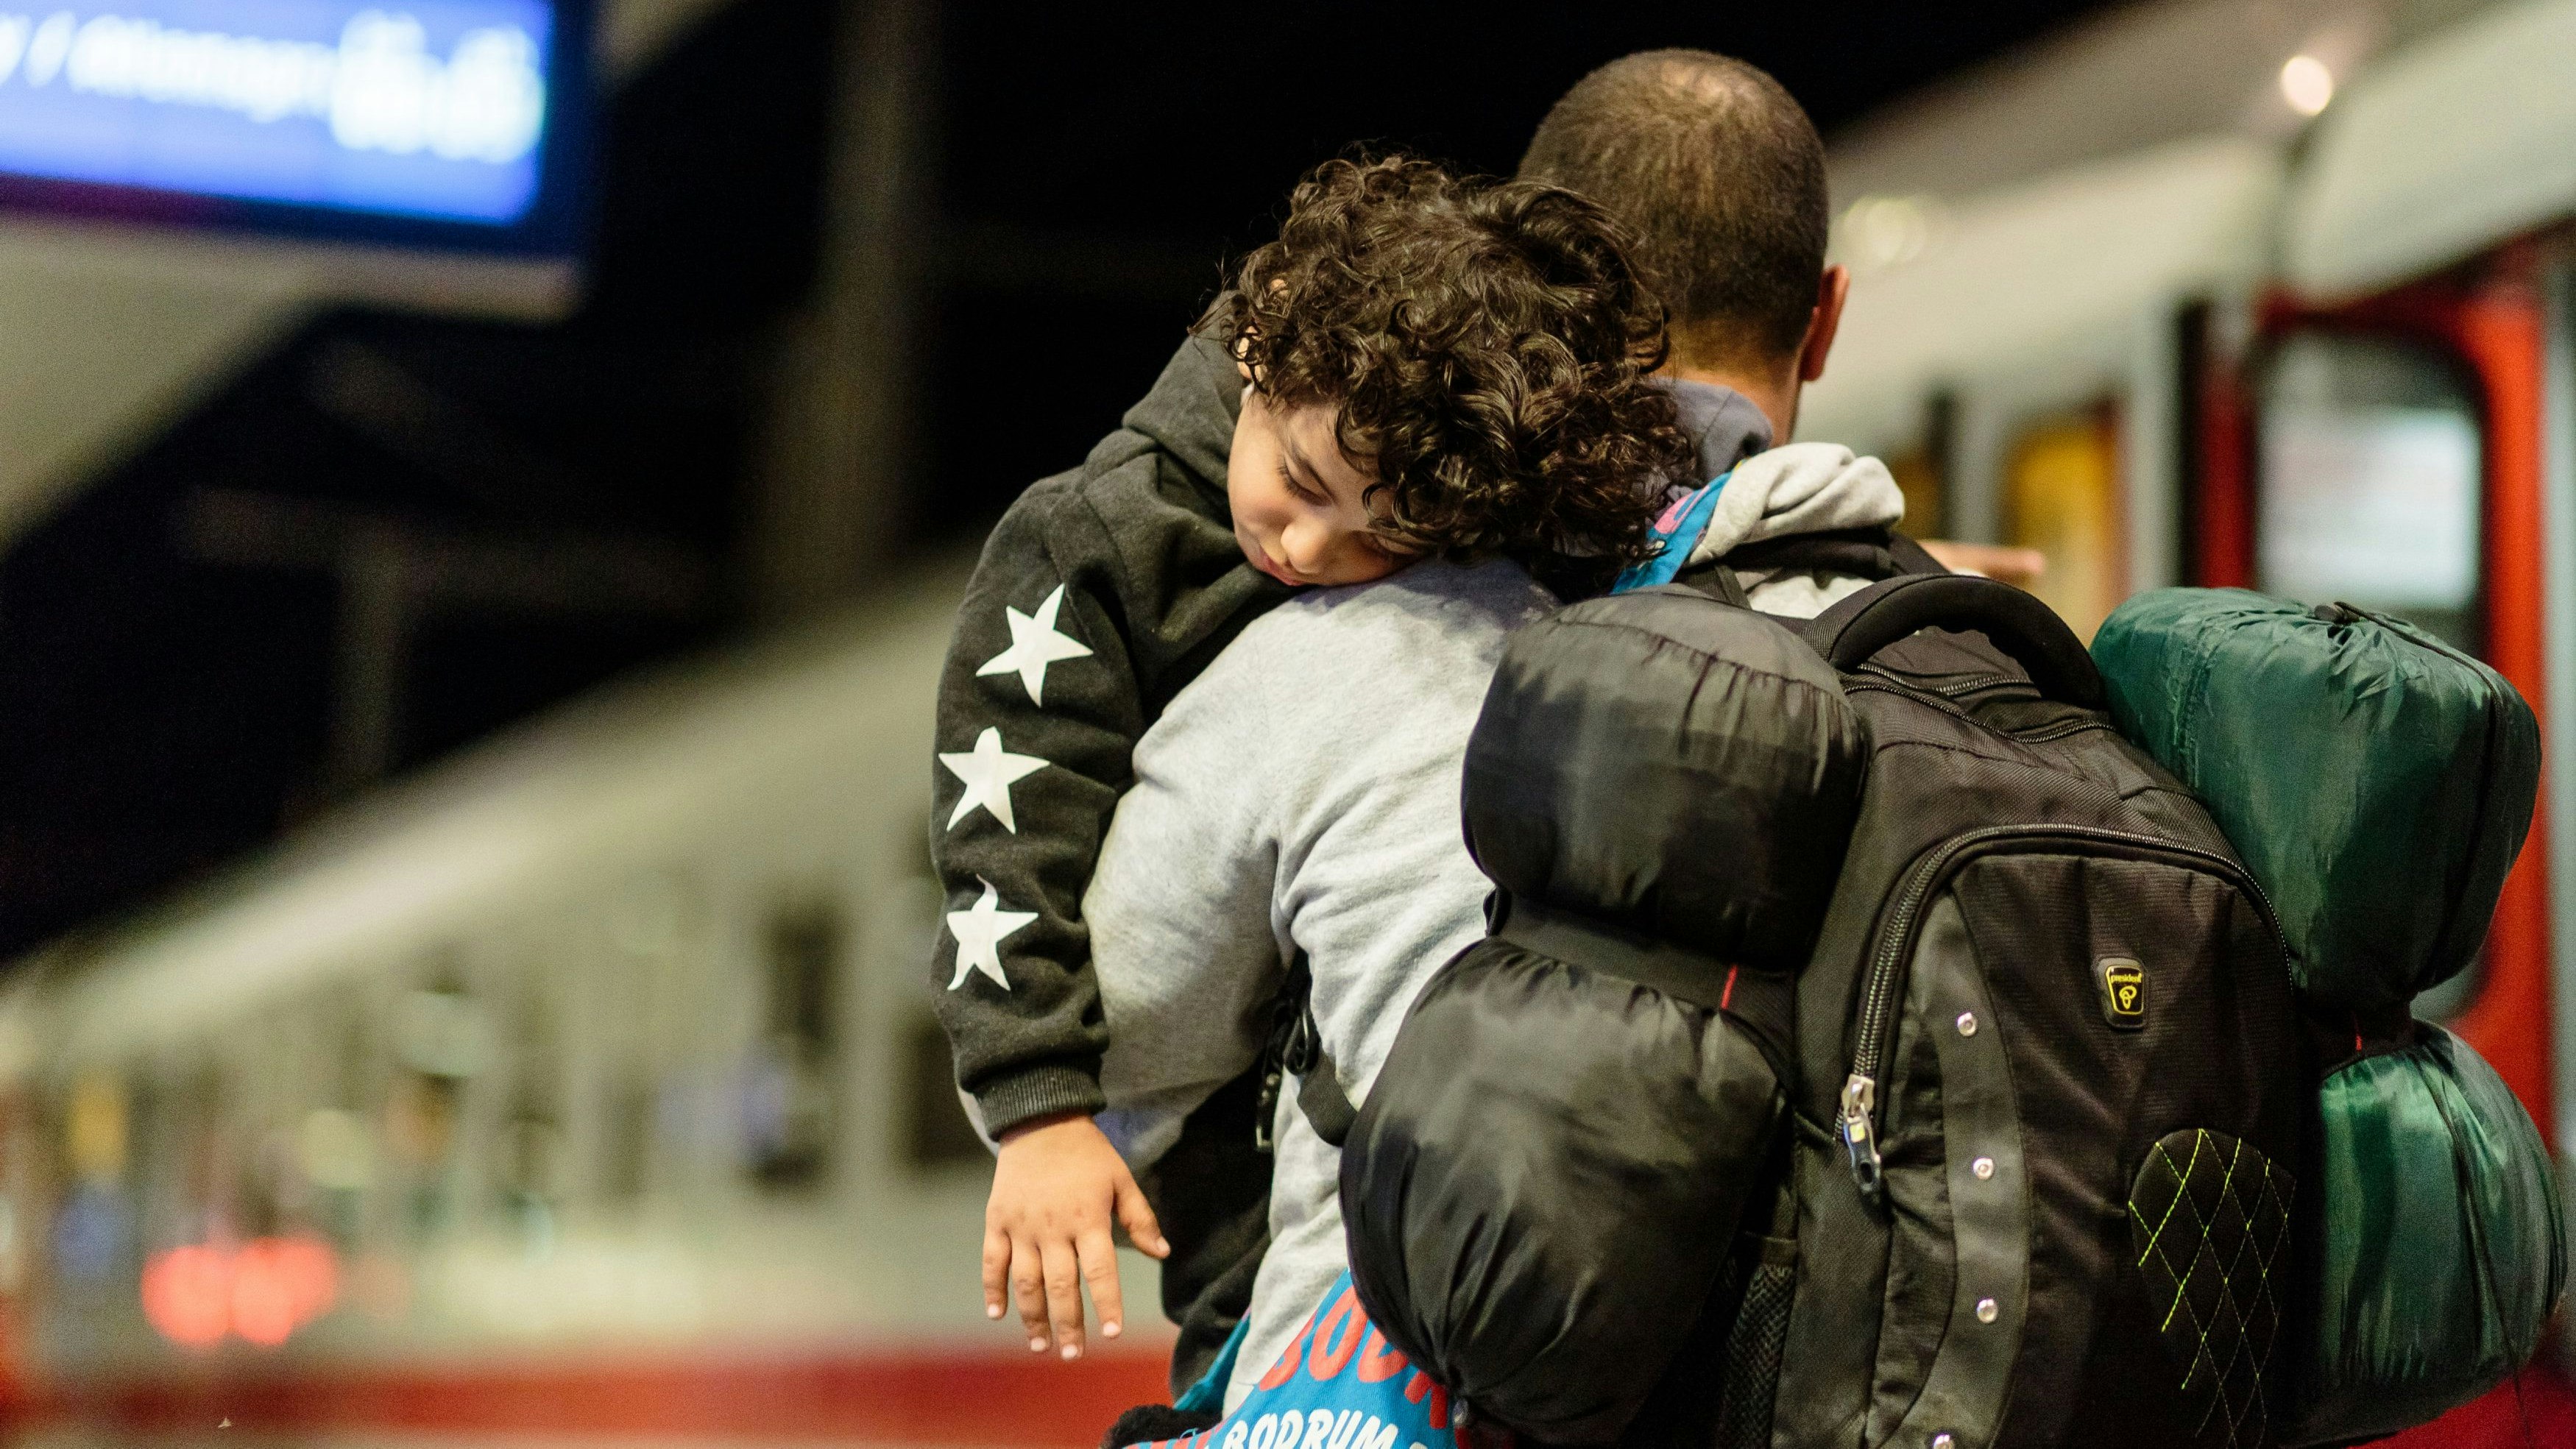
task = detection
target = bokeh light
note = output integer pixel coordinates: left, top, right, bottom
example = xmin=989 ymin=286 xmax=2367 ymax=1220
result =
xmin=141 ymin=1236 xmax=340 ymax=1350
xmin=2279 ymin=54 xmax=2335 ymax=117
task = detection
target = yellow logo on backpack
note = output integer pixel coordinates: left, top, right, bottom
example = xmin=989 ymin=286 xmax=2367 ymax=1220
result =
xmin=2095 ymin=957 xmax=2147 ymax=1031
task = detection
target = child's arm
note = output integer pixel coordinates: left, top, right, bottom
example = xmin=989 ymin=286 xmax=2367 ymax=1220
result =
xmin=930 ymin=335 xmax=1287 ymax=1349
xmin=983 ymin=1113 xmax=1168 ymax=1358
xmin=992 ymin=599 xmax=1299 ymax=1361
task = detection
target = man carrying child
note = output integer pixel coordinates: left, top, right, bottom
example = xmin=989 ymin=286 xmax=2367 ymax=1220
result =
xmin=930 ymin=45 xmax=1987 ymax=1419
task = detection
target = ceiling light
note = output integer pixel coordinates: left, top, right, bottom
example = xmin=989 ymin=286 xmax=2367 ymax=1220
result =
xmin=2280 ymin=54 xmax=2335 ymax=117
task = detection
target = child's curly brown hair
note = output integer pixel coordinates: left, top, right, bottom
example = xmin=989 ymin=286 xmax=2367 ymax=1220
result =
xmin=1202 ymin=155 xmax=1696 ymax=567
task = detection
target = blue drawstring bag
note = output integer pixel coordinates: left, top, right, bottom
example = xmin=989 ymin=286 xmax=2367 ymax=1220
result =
xmin=1135 ymin=1272 xmax=1457 ymax=1449
xmin=1611 ymin=476 xmax=1729 ymax=595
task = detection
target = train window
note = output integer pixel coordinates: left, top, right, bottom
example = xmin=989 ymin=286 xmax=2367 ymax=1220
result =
xmin=299 ymin=1108 xmax=374 ymax=1238
xmin=599 ymin=1077 xmax=654 ymax=1205
xmin=52 ymin=1073 xmax=133 ymax=1289
xmin=746 ymin=899 xmax=841 ymax=1191
xmin=175 ymin=1063 xmax=228 ymax=1238
xmin=495 ymin=990 xmax=564 ymax=1244
xmin=904 ymin=1013 xmax=989 ymax=1172
xmin=394 ymin=980 xmax=495 ymax=1082
xmin=66 ymin=1071 xmax=127 ymax=1187
xmin=2256 ymin=331 xmax=2483 ymax=651
xmin=2002 ymin=407 xmax=2126 ymax=642
xmin=389 ymin=974 xmax=484 ymax=1241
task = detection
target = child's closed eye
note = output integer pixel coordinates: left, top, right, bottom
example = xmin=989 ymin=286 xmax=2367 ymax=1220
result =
xmin=1275 ymin=461 xmax=1328 ymax=507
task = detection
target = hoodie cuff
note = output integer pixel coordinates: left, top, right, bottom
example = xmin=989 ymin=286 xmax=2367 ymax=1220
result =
xmin=976 ymin=1066 xmax=1111 ymax=1140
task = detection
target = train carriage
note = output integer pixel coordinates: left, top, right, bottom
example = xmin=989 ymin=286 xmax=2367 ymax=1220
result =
xmin=0 ymin=570 xmax=1173 ymax=1445
xmin=1809 ymin=0 xmax=2576 ymax=1152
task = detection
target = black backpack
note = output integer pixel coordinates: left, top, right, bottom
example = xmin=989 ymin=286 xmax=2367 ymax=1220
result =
xmin=1344 ymin=572 xmax=2314 ymax=1449
xmin=1344 ymin=587 xmax=1870 ymax=1445
xmin=1725 ymin=574 xmax=2312 ymax=1449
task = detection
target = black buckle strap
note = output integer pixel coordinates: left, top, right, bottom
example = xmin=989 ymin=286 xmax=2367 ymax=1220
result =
xmin=1491 ymin=895 xmax=1737 ymax=1013
xmin=1253 ymin=952 xmax=1359 ymax=1151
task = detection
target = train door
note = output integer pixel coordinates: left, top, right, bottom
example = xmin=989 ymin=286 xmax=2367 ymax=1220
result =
xmin=2000 ymin=404 xmax=2128 ymax=642
xmin=2195 ymin=254 xmax=2556 ymax=1138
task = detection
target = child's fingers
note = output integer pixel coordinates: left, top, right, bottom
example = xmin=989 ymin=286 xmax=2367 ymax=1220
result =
xmin=1112 ymin=1174 xmax=1170 ymax=1259
xmin=1011 ymin=1236 xmax=1051 ymax=1352
xmin=1040 ymin=1236 xmax=1088 ymax=1359
xmin=982 ymin=1225 xmax=1016 ymax=1319
xmin=1077 ymin=1225 xmax=1125 ymax=1339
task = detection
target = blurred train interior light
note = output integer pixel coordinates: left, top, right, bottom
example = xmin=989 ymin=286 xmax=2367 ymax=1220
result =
xmin=1836 ymin=194 xmax=1942 ymax=273
xmin=0 ymin=0 xmax=590 ymax=259
xmin=142 ymin=1234 xmax=340 ymax=1349
xmin=2279 ymin=54 xmax=2335 ymax=117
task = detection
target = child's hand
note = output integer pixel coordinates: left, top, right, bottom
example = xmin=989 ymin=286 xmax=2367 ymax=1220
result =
xmin=983 ymin=1113 xmax=1170 ymax=1359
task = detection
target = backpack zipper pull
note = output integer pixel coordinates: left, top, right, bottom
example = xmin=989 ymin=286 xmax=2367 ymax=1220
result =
xmin=1841 ymin=1073 xmax=1884 ymax=1202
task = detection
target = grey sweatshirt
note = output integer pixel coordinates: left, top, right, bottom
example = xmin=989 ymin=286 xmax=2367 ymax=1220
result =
xmin=1691 ymin=441 xmax=1908 ymax=617
xmin=1084 ymin=556 xmax=1556 ymax=1410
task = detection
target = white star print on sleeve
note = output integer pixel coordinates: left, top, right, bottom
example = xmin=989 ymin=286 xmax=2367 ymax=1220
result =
xmin=974 ymin=583 xmax=1094 ymax=706
xmin=946 ymin=878 xmax=1038 ymax=991
xmin=938 ymin=726 xmax=1048 ymax=833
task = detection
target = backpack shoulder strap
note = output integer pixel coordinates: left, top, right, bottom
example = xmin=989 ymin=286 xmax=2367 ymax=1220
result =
xmin=1667 ymin=525 xmax=1943 ymax=609
xmin=1722 ymin=525 xmax=1944 ymax=582
xmin=1884 ymin=531 xmax=1947 ymax=576
xmin=1255 ymin=952 xmax=1357 ymax=1149
xmin=1671 ymin=556 xmax=1753 ymax=607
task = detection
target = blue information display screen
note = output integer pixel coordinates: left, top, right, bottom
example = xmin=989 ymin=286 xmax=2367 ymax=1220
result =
xmin=0 ymin=0 xmax=584 ymax=245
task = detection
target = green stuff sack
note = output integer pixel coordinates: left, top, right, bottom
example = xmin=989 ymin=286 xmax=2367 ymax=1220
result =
xmin=2091 ymin=589 xmax=2539 ymax=1009
xmin=2290 ymin=1025 xmax=2566 ymax=1445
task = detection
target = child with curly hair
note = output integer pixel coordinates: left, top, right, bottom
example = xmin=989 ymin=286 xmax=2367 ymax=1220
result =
xmin=932 ymin=153 xmax=1691 ymax=1392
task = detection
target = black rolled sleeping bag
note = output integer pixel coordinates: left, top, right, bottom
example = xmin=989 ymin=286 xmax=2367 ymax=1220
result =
xmin=1340 ymin=587 xmax=1869 ymax=1445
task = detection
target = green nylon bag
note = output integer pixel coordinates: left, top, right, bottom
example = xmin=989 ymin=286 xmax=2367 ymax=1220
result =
xmin=2095 ymin=588 xmax=2563 ymax=1445
xmin=2091 ymin=589 xmax=2539 ymax=1009
xmin=2290 ymin=1025 xmax=2566 ymax=1445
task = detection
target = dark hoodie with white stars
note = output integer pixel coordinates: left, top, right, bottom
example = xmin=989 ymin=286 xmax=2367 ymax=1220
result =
xmin=927 ymin=330 xmax=1772 ymax=1388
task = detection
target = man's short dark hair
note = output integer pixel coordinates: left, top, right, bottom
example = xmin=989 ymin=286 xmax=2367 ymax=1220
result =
xmin=1518 ymin=49 xmax=1829 ymax=370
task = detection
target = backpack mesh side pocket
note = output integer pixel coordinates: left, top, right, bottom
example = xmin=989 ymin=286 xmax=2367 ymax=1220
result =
xmin=1713 ymin=1233 xmax=1797 ymax=1449
xmin=2129 ymin=1127 xmax=2296 ymax=1449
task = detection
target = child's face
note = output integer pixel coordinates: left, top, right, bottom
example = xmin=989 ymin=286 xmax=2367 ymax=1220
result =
xmin=1228 ymin=385 xmax=1415 ymax=589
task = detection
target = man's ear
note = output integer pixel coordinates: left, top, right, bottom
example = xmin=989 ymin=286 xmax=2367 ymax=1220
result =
xmin=1799 ymin=265 xmax=1851 ymax=384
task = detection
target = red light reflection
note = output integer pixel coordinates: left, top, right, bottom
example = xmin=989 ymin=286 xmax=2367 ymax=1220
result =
xmin=141 ymin=1236 xmax=339 ymax=1350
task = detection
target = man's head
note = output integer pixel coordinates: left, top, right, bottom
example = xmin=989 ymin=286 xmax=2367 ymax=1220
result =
xmin=1204 ymin=155 xmax=1693 ymax=588
xmin=1518 ymin=49 xmax=1847 ymax=436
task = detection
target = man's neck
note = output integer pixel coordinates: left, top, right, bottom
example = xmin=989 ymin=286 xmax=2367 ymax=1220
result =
xmin=1663 ymin=359 xmax=1798 ymax=444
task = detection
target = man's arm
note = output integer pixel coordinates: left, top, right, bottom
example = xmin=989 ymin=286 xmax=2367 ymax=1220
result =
xmin=1919 ymin=538 xmax=2045 ymax=587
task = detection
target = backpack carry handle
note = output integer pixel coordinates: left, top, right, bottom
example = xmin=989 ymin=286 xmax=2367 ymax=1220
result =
xmin=1805 ymin=573 xmax=2106 ymax=708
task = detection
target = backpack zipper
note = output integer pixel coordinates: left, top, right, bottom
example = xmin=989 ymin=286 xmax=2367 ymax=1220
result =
xmin=1839 ymin=823 xmax=2282 ymax=1204
xmin=1844 ymin=676 xmax=2111 ymax=745
xmin=1859 ymin=666 xmax=2034 ymax=701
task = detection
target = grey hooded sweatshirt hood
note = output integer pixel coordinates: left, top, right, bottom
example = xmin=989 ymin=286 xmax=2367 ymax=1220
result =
xmin=1660 ymin=376 xmax=1774 ymax=486
xmin=1687 ymin=441 xmax=1908 ymax=617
